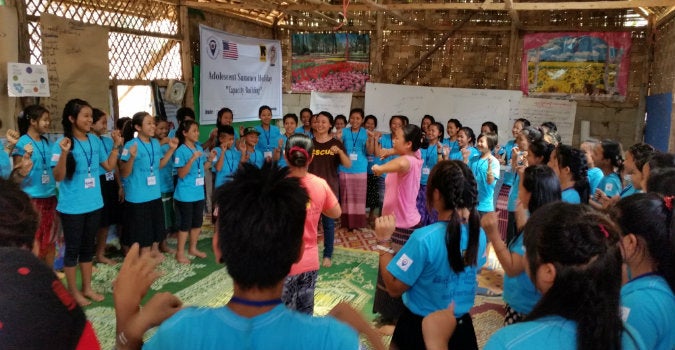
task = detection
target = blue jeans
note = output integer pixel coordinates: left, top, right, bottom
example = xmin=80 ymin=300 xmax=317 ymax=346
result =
xmin=321 ymin=214 xmax=334 ymax=259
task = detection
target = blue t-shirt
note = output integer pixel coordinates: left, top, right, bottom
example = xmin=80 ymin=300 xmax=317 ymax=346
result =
xmin=449 ymin=146 xmax=479 ymax=161
xmin=561 ymin=187 xmax=581 ymax=204
xmin=255 ymin=124 xmax=282 ymax=157
xmin=443 ymin=139 xmax=460 ymax=161
xmin=173 ymin=144 xmax=206 ymax=202
xmin=13 ymin=134 xmax=56 ymax=198
xmin=621 ymin=274 xmax=675 ymax=350
xmin=159 ymin=142 xmax=174 ymax=194
xmin=378 ymin=133 xmax=397 ymax=179
xmin=120 ymin=138 xmax=163 ymax=203
xmin=387 ymin=221 xmax=487 ymax=317
xmin=587 ymin=167 xmax=604 ymax=194
xmin=143 ymin=304 xmax=358 ymax=350
xmin=620 ymin=183 xmax=636 ymax=198
xmin=277 ymin=134 xmax=289 ymax=168
xmin=420 ymin=144 xmax=442 ymax=185
xmin=295 ymin=126 xmax=313 ymax=138
xmin=502 ymin=139 xmax=517 ymax=186
xmin=339 ymin=127 xmax=367 ymax=174
xmin=0 ymin=149 xmax=10 ymax=180
xmin=98 ymin=136 xmax=115 ymax=176
xmin=504 ymin=233 xmax=541 ymax=314
xmin=246 ymin=149 xmax=265 ymax=169
xmin=485 ymin=315 xmax=645 ymax=350
xmin=597 ymin=172 xmax=622 ymax=197
xmin=507 ymin=173 xmax=521 ymax=212
xmin=470 ymin=154 xmax=500 ymax=212
xmin=213 ymin=147 xmax=242 ymax=188
xmin=51 ymin=135 xmax=108 ymax=214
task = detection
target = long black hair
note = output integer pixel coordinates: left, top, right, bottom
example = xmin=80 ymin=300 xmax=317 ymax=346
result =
xmin=18 ymin=105 xmax=49 ymax=136
xmin=176 ymin=119 xmax=199 ymax=146
xmin=515 ymin=165 xmax=561 ymax=235
xmin=556 ymin=144 xmax=590 ymax=204
xmin=524 ymin=202 xmax=624 ymax=350
xmin=611 ymin=193 xmax=675 ymax=292
xmin=401 ymin=124 xmax=428 ymax=151
xmin=426 ymin=160 xmax=480 ymax=272
xmin=61 ymin=98 xmax=92 ymax=180
xmin=122 ymin=112 xmax=151 ymax=143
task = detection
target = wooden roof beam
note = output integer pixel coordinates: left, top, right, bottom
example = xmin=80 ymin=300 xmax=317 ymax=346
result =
xmin=284 ymin=1 xmax=675 ymax=12
xmin=656 ymin=5 xmax=675 ymax=25
xmin=360 ymin=0 xmax=430 ymax=31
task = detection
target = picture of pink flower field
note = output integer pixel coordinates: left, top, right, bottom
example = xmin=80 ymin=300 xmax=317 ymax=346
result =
xmin=291 ymin=33 xmax=370 ymax=92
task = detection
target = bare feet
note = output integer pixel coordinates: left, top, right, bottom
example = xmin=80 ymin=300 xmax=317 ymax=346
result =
xmin=189 ymin=249 xmax=207 ymax=259
xmin=160 ymin=241 xmax=175 ymax=254
xmin=82 ymin=289 xmax=104 ymax=302
xmin=96 ymin=255 xmax=116 ymax=266
xmin=72 ymin=292 xmax=91 ymax=307
xmin=322 ymin=257 xmax=332 ymax=268
xmin=175 ymin=253 xmax=190 ymax=264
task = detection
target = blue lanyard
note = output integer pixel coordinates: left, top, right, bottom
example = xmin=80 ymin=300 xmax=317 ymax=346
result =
xmin=100 ymin=136 xmax=109 ymax=154
xmin=74 ymin=136 xmax=93 ymax=176
xmin=32 ymin=136 xmax=47 ymax=168
xmin=425 ymin=144 xmax=437 ymax=167
xmin=138 ymin=139 xmax=155 ymax=173
xmin=350 ymin=128 xmax=362 ymax=152
xmin=249 ymin=150 xmax=257 ymax=164
xmin=186 ymin=145 xmax=201 ymax=174
xmin=261 ymin=126 xmax=271 ymax=149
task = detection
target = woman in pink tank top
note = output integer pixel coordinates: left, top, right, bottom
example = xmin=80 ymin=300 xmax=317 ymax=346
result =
xmin=371 ymin=123 xmax=426 ymax=322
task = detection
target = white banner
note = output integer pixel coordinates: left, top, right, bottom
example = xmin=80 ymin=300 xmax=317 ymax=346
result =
xmin=309 ymin=91 xmax=352 ymax=118
xmin=199 ymin=25 xmax=282 ymax=124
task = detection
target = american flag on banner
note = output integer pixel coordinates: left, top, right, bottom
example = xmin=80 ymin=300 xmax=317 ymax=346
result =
xmin=222 ymin=41 xmax=238 ymax=60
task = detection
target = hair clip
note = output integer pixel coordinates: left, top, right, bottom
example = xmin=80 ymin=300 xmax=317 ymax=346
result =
xmin=289 ymin=146 xmax=309 ymax=159
xmin=664 ymin=196 xmax=673 ymax=211
xmin=598 ymin=224 xmax=609 ymax=238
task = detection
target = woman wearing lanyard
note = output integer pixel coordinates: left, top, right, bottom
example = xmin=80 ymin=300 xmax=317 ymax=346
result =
xmin=52 ymin=98 xmax=122 ymax=306
xmin=173 ymin=119 xmax=212 ymax=264
xmin=254 ymin=105 xmax=282 ymax=162
xmin=120 ymin=112 xmax=178 ymax=254
xmin=13 ymin=105 xmax=57 ymax=266
xmin=338 ymin=108 xmax=368 ymax=231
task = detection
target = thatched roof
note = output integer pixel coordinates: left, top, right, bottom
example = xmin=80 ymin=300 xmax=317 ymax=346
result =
xmin=185 ymin=0 xmax=675 ymax=30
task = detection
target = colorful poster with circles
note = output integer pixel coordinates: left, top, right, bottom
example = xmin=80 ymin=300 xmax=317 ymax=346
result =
xmin=7 ymin=63 xmax=50 ymax=97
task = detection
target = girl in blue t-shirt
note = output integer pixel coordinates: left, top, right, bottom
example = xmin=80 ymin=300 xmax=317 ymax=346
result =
xmin=471 ymin=132 xmax=500 ymax=215
xmin=173 ymin=120 xmax=211 ymax=264
xmin=254 ymin=105 xmax=282 ymax=162
xmin=12 ymin=105 xmax=57 ymax=266
xmin=455 ymin=127 xmax=480 ymax=163
xmin=120 ymin=112 xmax=178 ymax=254
xmin=375 ymin=160 xmax=486 ymax=350
xmin=483 ymin=165 xmax=560 ymax=324
xmin=590 ymin=140 xmax=624 ymax=208
xmin=550 ymin=144 xmax=590 ymax=204
xmin=417 ymin=122 xmax=444 ymax=225
xmin=444 ymin=118 xmax=461 ymax=160
xmin=339 ymin=108 xmax=368 ymax=230
xmin=213 ymin=125 xmax=245 ymax=188
xmin=276 ymin=113 xmax=298 ymax=168
xmin=295 ymin=107 xmax=314 ymax=137
xmin=156 ymin=117 xmax=178 ymax=252
xmin=484 ymin=202 xmax=644 ymax=350
xmin=52 ymin=98 xmax=122 ymax=307
xmin=612 ymin=193 xmax=675 ymax=350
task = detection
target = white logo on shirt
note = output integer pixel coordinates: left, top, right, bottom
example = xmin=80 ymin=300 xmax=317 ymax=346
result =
xmin=605 ymin=183 xmax=614 ymax=192
xmin=620 ymin=306 xmax=630 ymax=322
xmin=51 ymin=154 xmax=60 ymax=162
xmin=396 ymin=253 xmax=413 ymax=272
xmin=122 ymin=148 xmax=129 ymax=156
xmin=174 ymin=157 xmax=180 ymax=164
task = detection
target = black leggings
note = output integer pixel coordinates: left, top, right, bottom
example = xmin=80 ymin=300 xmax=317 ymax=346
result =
xmin=60 ymin=209 xmax=102 ymax=267
xmin=392 ymin=305 xmax=478 ymax=350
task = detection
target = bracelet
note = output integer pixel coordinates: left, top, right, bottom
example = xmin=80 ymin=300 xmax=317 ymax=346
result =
xmin=117 ymin=331 xmax=128 ymax=346
xmin=376 ymin=238 xmax=392 ymax=244
xmin=376 ymin=245 xmax=395 ymax=254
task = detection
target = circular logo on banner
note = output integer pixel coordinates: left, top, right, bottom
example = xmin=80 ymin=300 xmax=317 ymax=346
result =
xmin=207 ymin=36 xmax=219 ymax=60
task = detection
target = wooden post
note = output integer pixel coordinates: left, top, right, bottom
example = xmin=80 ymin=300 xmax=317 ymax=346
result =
xmin=637 ymin=15 xmax=655 ymax=145
xmin=179 ymin=1 xmax=194 ymax=108
xmin=506 ymin=22 xmax=519 ymax=90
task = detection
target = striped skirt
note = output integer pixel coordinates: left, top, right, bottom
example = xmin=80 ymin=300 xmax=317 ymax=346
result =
xmin=416 ymin=184 xmax=438 ymax=226
xmin=339 ymin=172 xmax=368 ymax=230
xmin=31 ymin=196 xmax=59 ymax=259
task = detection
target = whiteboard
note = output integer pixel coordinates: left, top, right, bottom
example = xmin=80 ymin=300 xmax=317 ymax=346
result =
xmin=365 ymin=82 xmax=523 ymax=145
xmin=510 ymin=98 xmax=577 ymax=145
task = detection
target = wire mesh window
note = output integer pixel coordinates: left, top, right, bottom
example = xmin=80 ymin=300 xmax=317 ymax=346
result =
xmin=25 ymin=0 xmax=182 ymax=80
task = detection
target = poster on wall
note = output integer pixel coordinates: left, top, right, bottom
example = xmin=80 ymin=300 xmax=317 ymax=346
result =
xmin=7 ymin=63 xmax=50 ymax=97
xmin=291 ymin=33 xmax=369 ymax=92
xmin=199 ymin=25 xmax=282 ymax=124
xmin=521 ymin=32 xmax=631 ymax=101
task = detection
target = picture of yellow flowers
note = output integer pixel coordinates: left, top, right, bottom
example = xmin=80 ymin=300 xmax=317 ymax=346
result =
xmin=521 ymin=32 xmax=631 ymax=101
